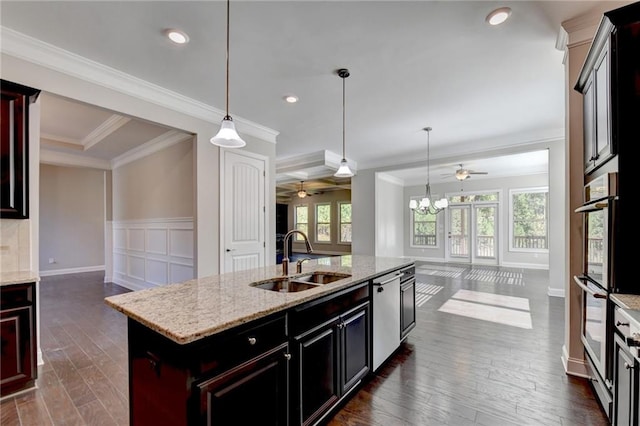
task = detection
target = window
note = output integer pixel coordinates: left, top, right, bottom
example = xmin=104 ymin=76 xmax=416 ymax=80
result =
xmin=315 ymin=203 xmax=331 ymax=242
xmin=410 ymin=198 xmax=437 ymax=247
xmin=510 ymin=188 xmax=548 ymax=251
xmin=339 ymin=202 xmax=352 ymax=243
xmin=294 ymin=205 xmax=308 ymax=241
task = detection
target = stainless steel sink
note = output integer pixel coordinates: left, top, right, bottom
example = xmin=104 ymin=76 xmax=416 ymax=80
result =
xmin=250 ymin=277 xmax=319 ymax=293
xmin=249 ymin=271 xmax=351 ymax=293
xmin=293 ymin=271 xmax=351 ymax=285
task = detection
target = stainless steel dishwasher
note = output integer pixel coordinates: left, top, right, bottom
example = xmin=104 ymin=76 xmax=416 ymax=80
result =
xmin=372 ymin=270 xmax=402 ymax=371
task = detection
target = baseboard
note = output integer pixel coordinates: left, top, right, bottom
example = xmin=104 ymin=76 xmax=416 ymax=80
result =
xmin=112 ymin=276 xmax=155 ymax=292
xmin=39 ymin=265 xmax=105 ymax=277
xmin=403 ymin=256 xmax=445 ymax=263
xmin=562 ymin=345 xmax=589 ymax=378
xmin=547 ymin=287 xmax=565 ymax=298
xmin=500 ymin=261 xmax=549 ymax=270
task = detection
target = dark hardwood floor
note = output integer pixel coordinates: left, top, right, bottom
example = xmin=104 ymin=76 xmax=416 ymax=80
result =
xmin=1 ymin=262 xmax=608 ymax=425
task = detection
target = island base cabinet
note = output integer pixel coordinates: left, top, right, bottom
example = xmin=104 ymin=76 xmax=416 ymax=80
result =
xmin=291 ymin=282 xmax=371 ymax=426
xmin=197 ymin=342 xmax=290 ymax=426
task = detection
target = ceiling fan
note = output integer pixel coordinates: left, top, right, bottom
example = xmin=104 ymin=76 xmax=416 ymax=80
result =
xmin=446 ymin=164 xmax=489 ymax=181
xmin=296 ymin=181 xmax=313 ymax=198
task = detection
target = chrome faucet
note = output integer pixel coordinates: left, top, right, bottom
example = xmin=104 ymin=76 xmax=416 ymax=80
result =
xmin=282 ymin=230 xmax=313 ymax=276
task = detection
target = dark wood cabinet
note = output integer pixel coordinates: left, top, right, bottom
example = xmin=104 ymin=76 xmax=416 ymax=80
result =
xmin=290 ymin=282 xmax=370 ymax=426
xmin=0 ymin=282 xmax=37 ymax=397
xmin=613 ymin=333 xmax=638 ymax=426
xmin=1 ymin=80 xmax=40 ymax=219
xmin=613 ymin=306 xmax=639 ymax=426
xmin=128 ymin=313 xmax=289 ymax=426
xmin=197 ymin=342 xmax=290 ymax=426
xmin=577 ymin=30 xmax=615 ymax=175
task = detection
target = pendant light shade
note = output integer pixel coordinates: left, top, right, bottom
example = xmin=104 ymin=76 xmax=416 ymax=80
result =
xmin=334 ymin=68 xmax=354 ymax=178
xmin=210 ymin=0 xmax=246 ymax=148
xmin=211 ymin=116 xmax=245 ymax=148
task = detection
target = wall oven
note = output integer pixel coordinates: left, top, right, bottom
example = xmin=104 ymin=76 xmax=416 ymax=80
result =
xmin=574 ymin=172 xmax=618 ymax=418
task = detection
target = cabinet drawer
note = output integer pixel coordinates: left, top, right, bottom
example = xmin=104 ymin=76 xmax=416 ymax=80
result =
xmin=615 ymin=307 xmax=633 ymax=339
xmin=199 ymin=314 xmax=287 ymax=373
xmin=289 ymin=282 xmax=369 ymax=337
xmin=0 ymin=283 xmax=34 ymax=310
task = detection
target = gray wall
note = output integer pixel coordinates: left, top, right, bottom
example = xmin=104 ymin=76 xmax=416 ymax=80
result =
xmin=39 ymin=164 xmax=105 ymax=272
xmin=288 ymin=189 xmax=351 ymax=255
xmin=112 ymin=140 xmax=194 ymax=221
xmin=352 ymin=169 xmax=376 ymax=256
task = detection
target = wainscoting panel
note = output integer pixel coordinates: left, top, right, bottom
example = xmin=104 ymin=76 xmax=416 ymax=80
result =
xmin=112 ymin=218 xmax=194 ymax=291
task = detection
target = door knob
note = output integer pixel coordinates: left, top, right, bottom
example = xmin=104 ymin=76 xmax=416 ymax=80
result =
xmin=226 ymin=248 xmax=235 ymax=252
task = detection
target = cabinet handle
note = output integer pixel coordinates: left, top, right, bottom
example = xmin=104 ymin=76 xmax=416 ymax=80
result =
xmin=247 ymin=337 xmax=257 ymax=345
xmin=616 ymin=321 xmax=630 ymax=327
xmin=284 ymin=353 xmax=291 ymax=361
xmin=624 ymin=362 xmax=634 ymax=370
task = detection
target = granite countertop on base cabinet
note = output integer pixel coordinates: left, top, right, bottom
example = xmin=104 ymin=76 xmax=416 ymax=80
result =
xmin=105 ymin=255 xmax=413 ymax=345
xmin=0 ymin=271 xmax=39 ymax=286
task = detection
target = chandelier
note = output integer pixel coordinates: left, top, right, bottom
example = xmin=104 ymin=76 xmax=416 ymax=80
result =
xmin=409 ymin=127 xmax=448 ymax=215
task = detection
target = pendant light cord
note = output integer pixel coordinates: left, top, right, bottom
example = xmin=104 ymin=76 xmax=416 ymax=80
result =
xmin=342 ymin=76 xmax=346 ymax=159
xmin=425 ymin=127 xmax=431 ymax=185
xmin=225 ymin=0 xmax=230 ymax=118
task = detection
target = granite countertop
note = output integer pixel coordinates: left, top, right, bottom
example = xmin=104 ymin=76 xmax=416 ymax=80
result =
xmin=611 ymin=294 xmax=640 ymax=333
xmin=611 ymin=294 xmax=640 ymax=311
xmin=0 ymin=271 xmax=40 ymax=286
xmin=105 ymin=255 xmax=413 ymax=345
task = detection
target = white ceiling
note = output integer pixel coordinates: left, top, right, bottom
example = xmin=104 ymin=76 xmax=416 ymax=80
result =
xmin=1 ymin=1 xmax=630 ymax=184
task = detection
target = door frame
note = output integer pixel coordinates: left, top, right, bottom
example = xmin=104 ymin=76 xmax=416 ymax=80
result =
xmin=219 ymin=148 xmax=270 ymax=273
xmin=444 ymin=192 xmax=500 ymax=266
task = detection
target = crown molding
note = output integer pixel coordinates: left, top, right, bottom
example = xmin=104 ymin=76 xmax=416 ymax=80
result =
xmin=1 ymin=26 xmax=279 ymax=144
xmin=83 ymin=114 xmax=131 ymax=150
xmin=111 ymin=130 xmax=193 ymax=169
xmin=276 ymin=149 xmax=357 ymax=176
xmin=40 ymin=133 xmax=83 ymax=147
xmin=376 ymin=172 xmax=404 ymax=186
xmin=40 ymin=149 xmax=111 ymax=170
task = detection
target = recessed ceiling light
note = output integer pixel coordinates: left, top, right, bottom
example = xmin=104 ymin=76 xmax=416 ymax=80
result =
xmin=165 ymin=29 xmax=189 ymax=44
xmin=486 ymin=7 xmax=512 ymax=26
xmin=284 ymin=95 xmax=299 ymax=104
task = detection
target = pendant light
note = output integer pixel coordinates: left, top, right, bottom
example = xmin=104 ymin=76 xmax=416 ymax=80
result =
xmin=334 ymin=68 xmax=354 ymax=178
xmin=210 ymin=0 xmax=246 ymax=148
xmin=409 ymin=127 xmax=448 ymax=215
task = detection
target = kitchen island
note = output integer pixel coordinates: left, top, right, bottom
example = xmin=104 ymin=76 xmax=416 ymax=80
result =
xmin=105 ymin=255 xmax=415 ymax=425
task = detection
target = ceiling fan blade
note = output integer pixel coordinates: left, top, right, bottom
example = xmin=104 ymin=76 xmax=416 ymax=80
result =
xmin=468 ymin=171 xmax=488 ymax=175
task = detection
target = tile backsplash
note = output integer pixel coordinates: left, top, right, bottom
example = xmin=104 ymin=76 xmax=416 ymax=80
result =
xmin=0 ymin=219 xmax=32 ymax=272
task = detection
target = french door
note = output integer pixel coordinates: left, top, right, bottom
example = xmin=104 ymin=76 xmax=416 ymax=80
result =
xmin=446 ymin=203 xmax=498 ymax=265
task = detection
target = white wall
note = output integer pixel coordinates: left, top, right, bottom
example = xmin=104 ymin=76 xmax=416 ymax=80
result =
xmin=375 ymin=173 xmax=404 ymax=257
xmin=1 ymin=49 xmax=276 ymax=278
xmin=39 ymin=164 xmax=105 ymax=275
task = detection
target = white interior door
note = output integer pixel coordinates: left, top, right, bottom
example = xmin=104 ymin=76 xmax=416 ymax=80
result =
xmin=222 ymin=150 xmax=266 ymax=273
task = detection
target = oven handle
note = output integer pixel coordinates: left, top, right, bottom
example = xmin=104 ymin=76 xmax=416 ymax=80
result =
xmin=574 ymin=201 xmax=608 ymax=213
xmin=573 ymin=275 xmax=607 ymax=299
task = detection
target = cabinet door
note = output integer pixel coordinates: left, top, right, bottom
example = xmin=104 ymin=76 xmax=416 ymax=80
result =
xmin=340 ymin=303 xmax=370 ymax=395
xmin=614 ymin=334 xmax=638 ymax=426
xmin=294 ymin=323 xmax=339 ymax=426
xmin=1 ymin=80 xmax=39 ymax=219
xmin=0 ymin=305 xmax=36 ymax=396
xmin=583 ymin=74 xmax=597 ymax=174
xmin=197 ymin=342 xmax=289 ymax=426
xmin=594 ymin=43 xmax=614 ymax=168
xmin=400 ymin=278 xmax=416 ymax=340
